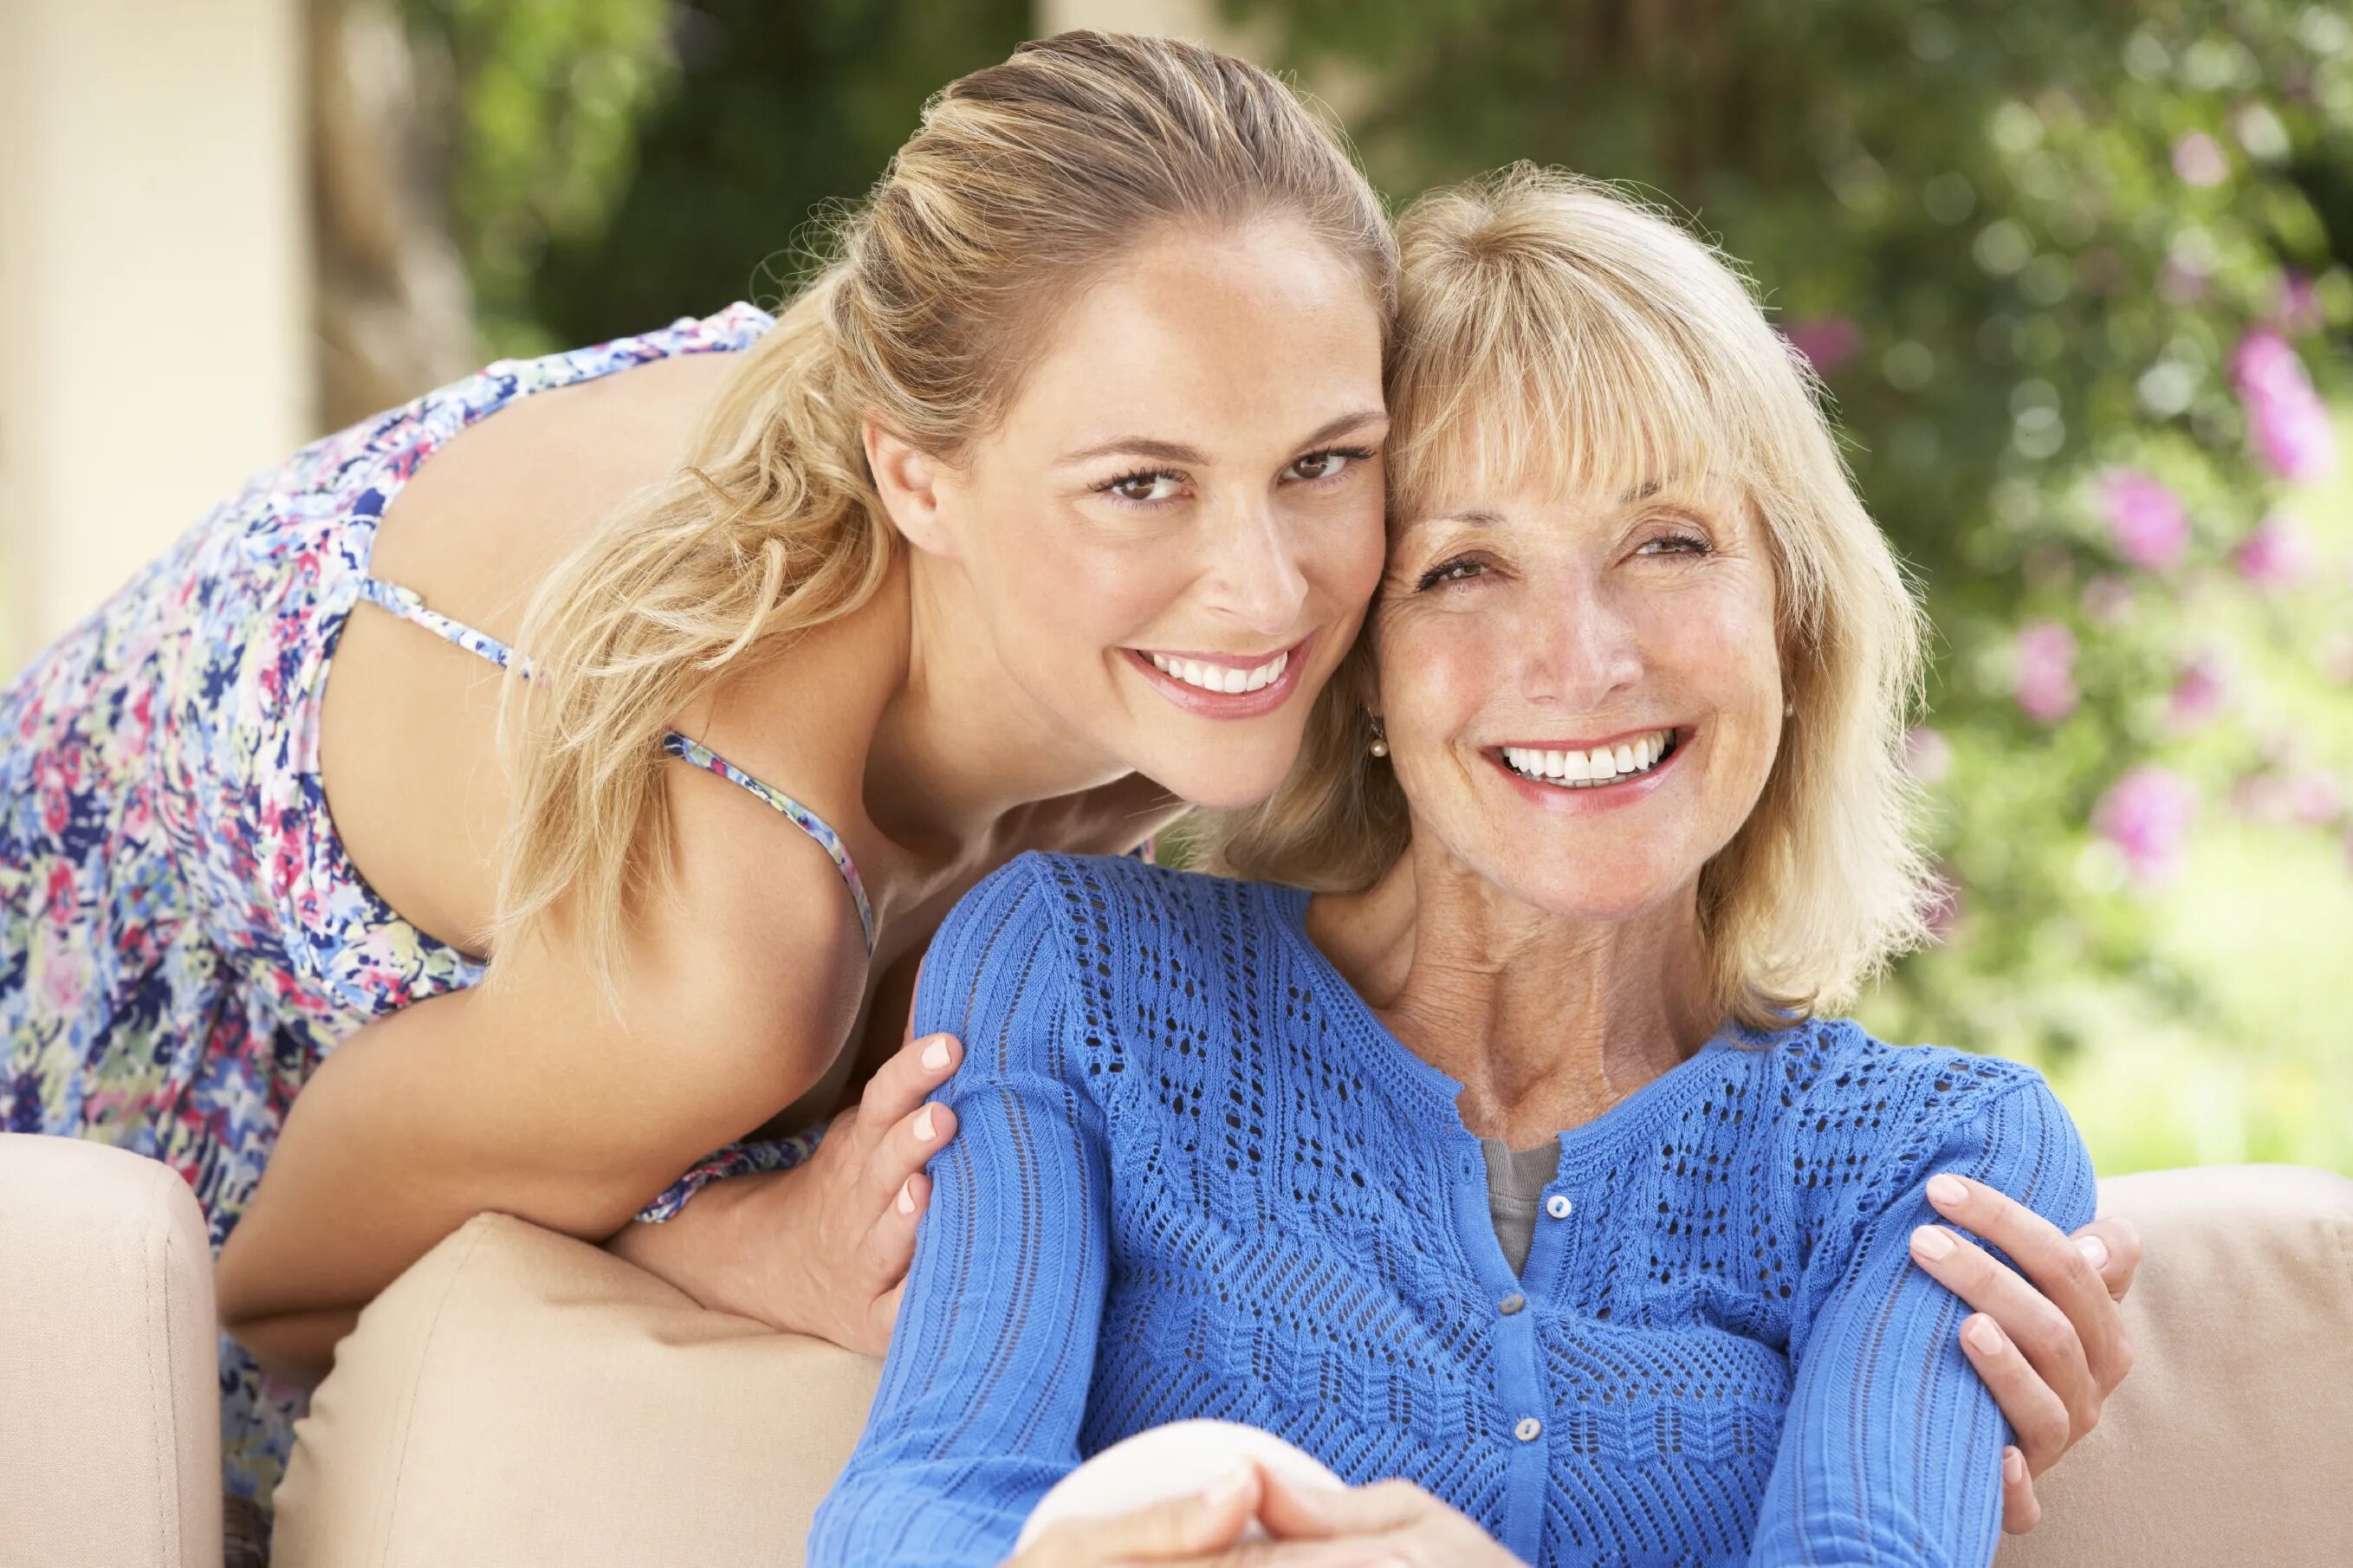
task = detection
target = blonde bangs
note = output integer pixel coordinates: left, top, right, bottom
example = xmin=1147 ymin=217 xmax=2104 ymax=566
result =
xmin=1383 ymin=174 xmax=1793 ymax=531
xmin=1389 ymin=282 xmax=1753 ymax=530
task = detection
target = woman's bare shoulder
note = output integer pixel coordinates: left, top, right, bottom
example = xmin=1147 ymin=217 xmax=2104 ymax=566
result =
xmin=366 ymin=350 xmax=742 ymax=644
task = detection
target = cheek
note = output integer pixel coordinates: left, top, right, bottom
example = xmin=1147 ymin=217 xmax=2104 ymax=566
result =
xmin=975 ymin=502 xmax=1172 ymax=651
xmin=1376 ymin=606 xmax=1518 ymax=733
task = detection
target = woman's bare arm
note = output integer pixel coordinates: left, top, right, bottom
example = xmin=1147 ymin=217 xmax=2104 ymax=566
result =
xmin=215 ymin=779 xmax=869 ymax=1385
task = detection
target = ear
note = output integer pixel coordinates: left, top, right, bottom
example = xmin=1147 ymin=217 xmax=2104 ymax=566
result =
xmin=864 ymin=417 xmax=958 ymax=558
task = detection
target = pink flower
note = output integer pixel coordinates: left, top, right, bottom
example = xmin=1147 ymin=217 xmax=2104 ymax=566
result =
xmin=2232 ymin=330 xmax=2338 ymax=483
xmin=2234 ymin=508 xmax=2317 ymax=590
xmin=2013 ymin=621 xmax=2078 ymax=723
xmin=2168 ymin=651 xmax=2230 ymax=732
xmin=2285 ymin=768 xmax=2344 ymax=827
xmin=1780 ymin=317 xmax=1863 ymax=376
xmin=2231 ymin=769 xmax=2292 ymax=824
xmin=2172 ymin=131 xmax=2229 ymax=186
xmin=2093 ymin=765 xmax=2198 ymax=884
xmin=2099 ymin=469 xmax=2190 ymax=570
xmin=1904 ymin=725 xmax=1953 ymax=785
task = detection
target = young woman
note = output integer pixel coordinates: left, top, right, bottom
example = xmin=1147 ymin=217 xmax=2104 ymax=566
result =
xmin=1 ymin=32 xmax=1394 ymax=1498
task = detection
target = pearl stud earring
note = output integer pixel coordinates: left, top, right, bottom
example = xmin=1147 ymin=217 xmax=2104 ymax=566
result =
xmin=1369 ymin=716 xmax=1389 ymax=758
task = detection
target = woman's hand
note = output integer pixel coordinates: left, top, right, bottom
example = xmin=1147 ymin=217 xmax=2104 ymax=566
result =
xmin=1003 ymin=1464 xmax=1266 ymax=1567
xmin=606 ymin=1028 xmax=962 ymax=1351
xmin=1001 ymin=1465 xmax=1521 ymax=1568
xmin=1242 ymin=1468 xmax=1525 ymax=1566
xmin=1908 ymin=1170 xmax=2143 ymax=1534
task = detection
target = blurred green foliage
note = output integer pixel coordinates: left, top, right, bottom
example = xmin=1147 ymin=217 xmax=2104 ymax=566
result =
xmin=399 ymin=0 xmax=677 ymax=352
xmin=412 ymin=0 xmax=2350 ymax=1169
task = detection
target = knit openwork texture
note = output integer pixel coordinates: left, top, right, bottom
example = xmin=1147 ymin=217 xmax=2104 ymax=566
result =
xmin=808 ymin=853 xmax=2097 ymax=1567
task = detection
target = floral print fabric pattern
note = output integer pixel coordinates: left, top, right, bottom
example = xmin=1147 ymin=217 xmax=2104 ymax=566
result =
xmin=0 ymin=303 xmax=850 ymax=1501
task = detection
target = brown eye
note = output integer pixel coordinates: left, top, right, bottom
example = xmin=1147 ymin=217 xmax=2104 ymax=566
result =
xmin=1415 ymin=557 xmax=1486 ymax=591
xmin=1282 ymin=446 xmax=1373 ymax=483
xmin=1102 ymin=471 xmax=1183 ymax=503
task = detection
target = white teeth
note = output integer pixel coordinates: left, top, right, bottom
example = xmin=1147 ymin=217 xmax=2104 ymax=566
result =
xmin=1145 ymin=648 xmax=1288 ymax=695
xmin=1501 ymin=730 xmax=1676 ymax=788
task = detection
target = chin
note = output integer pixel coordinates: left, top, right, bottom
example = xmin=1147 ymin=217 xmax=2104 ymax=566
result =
xmin=1494 ymin=850 xmax=1686 ymax=921
xmin=1139 ymin=744 xmax=1300 ymax=814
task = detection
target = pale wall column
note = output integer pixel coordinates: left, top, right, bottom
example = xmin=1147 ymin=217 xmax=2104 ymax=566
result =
xmin=0 ymin=0 xmax=312 ymax=669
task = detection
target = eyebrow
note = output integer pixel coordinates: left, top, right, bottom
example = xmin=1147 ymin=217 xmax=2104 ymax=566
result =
xmin=1056 ymin=408 xmax=1387 ymax=469
xmin=1403 ymin=476 xmax=1682 ymax=535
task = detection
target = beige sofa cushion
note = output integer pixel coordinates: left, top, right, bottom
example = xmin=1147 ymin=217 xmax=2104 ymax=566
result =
xmin=1993 ymin=1163 xmax=2353 ymax=1568
xmin=0 ymin=1133 xmax=224 ymax=1568
xmin=275 ymin=1166 xmax=2353 ymax=1568
xmin=269 ymin=1213 xmax=880 ymax=1568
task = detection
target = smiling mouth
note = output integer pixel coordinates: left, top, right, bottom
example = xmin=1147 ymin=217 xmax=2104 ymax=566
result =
xmin=1138 ymin=645 xmax=1292 ymax=695
xmin=1494 ymin=728 xmax=1682 ymax=787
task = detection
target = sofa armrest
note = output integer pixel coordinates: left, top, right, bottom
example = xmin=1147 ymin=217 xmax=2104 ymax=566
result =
xmin=0 ymin=1133 xmax=224 ymax=1568
xmin=1995 ymin=1163 xmax=2353 ymax=1568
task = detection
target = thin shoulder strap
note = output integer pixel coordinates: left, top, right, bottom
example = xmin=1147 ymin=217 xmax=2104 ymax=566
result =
xmin=356 ymin=574 xmax=529 ymax=675
xmin=355 ymin=573 xmax=875 ymax=956
xmin=660 ymin=735 xmax=876 ymax=955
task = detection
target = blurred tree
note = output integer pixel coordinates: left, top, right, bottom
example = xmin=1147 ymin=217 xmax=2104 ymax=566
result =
xmin=311 ymin=0 xmax=476 ymax=427
xmin=399 ymin=0 xmax=679 ymax=354
xmin=1238 ymin=0 xmax=2353 ymax=1058
xmin=527 ymin=0 xmax=1032 ymax=350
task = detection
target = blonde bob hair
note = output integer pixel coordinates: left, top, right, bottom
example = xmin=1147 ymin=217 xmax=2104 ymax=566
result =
xmin=1210 ymin=164 xmax=1935 ymax=1027
xmin=488 ymin=31 xmax=1395 ymax=988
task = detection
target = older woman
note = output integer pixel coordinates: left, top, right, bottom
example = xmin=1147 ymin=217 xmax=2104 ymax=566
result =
xmin=807 ymin=166 xmax=2121 ymax=1568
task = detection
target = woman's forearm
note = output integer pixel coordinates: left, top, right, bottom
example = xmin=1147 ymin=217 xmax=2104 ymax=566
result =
xmin=214 ymin=978 xmax=805 ymax=1348
xmin=601 ymin=1170 xmax=789 ymax=1325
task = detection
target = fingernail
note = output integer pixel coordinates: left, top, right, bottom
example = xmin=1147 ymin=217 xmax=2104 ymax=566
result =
xmin=895 ymin=1180 xmax=916 ymax=1215
xmin=921 ymin=1036 xmax=951 ymax=1072
xmin=1911 ymin=1224 xmax=1956 ymax=1261
xmin=2003 ymin=1446 xmax=2026 ymax=1485
xmin=2075 ymin=1234 xmax=2110 ymax=1269
xmin=1967 ymin=1316 xmax=2006 ymax=1356
xmin=914 ymin=1105 xmax=937 ymax=1142
xmin=1928 ymin=1173 xmax=1968 ymax=1207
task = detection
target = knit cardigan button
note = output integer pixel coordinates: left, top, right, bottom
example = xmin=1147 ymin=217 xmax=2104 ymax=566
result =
xmin=1498 ymin=1292 xmax=1526 ymax=1315
xmin=1546 ymin=1194 xmax=1573 ymax=1219
xmin=1514 ymin=1416 xmax=1544 ymax=1442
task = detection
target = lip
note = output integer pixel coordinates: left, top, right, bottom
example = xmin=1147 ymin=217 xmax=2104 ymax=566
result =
xmin=1484 ymin=724 xmax=1692 ymax=814
xmin=1494 ymin=723 xmax=1681 ymax=753
xmin=1123 ymin=632 xmax=1317 ymax=720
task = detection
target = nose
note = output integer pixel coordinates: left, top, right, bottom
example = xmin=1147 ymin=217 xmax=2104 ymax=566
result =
xmin=1520 ymin=572 xmax=1643 ymax=712
xmin=1194 ymin=492 xmax=1310 ymax=640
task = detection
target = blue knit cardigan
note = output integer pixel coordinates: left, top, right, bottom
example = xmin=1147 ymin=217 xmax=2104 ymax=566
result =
xmin=807 ymin=852 xmax=2097 ymax=1567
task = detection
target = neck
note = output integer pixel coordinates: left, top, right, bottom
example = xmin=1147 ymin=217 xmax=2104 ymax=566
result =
xmin=1307 ymin=839 xmax=1722 ymax=1146
xmin=863 ymin=549 xmax=1137 ymax=852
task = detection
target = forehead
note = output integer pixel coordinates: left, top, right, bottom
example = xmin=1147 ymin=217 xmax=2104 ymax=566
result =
xmin=1393 ymin=463 xmax=1753 ymax=541
xmin=999 ymin=219 xmax=1385 ymax=451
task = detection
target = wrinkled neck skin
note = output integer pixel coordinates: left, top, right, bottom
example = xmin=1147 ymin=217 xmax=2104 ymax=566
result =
xmin=864 ymin=547 xmax=1138 ymax=852
xmin=1306 ymin=834 xmax=1723 ymax=1149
